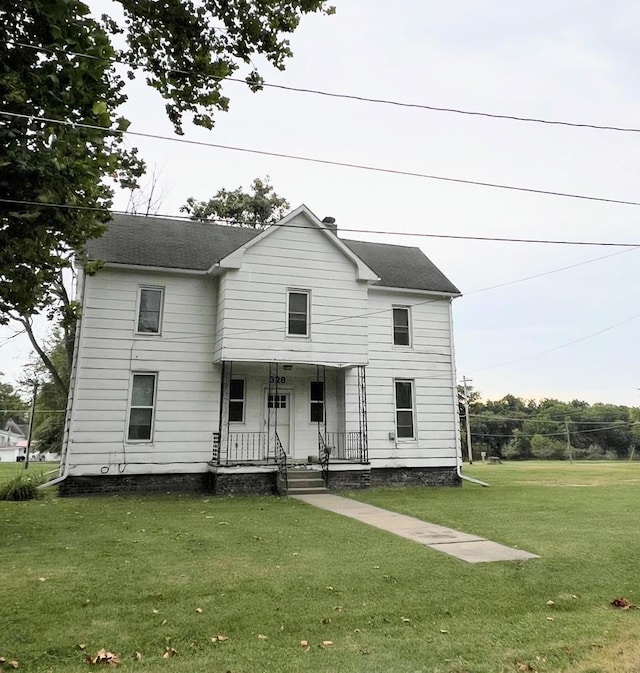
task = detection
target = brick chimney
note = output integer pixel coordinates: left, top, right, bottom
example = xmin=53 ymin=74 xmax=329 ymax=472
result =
xmin=322 ymin=216 xmax=337 ymax=234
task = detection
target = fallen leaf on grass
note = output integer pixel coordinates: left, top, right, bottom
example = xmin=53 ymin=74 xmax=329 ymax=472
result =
xmin=151 ymin=609 xmax=159 ymax=614
xmin=162 ymin=648 xmax=177 ymax=660
xmin=195 ymin=608 xmax=203 ymax=614
xmin=0 ymin=659 xmax=19 ymax=670
xmin=333 ymin=606 xmax=343 ymax=612
xmin=134 ymin=652 xmax=142 ymax=661
xmin=401 ymin=617 xmax=411 ymax=623
xmin=300 ymin=640 xmax=309 ymax=648
xmin=85 ymin=648 xmax=121 ymax=666
xmin=439 ymin=629 xmax=448 ymax=634
xmin=38 ymin=577 xmax=47 ymax=582
xmin=322 ymin=641 xmax=333 ymax=647
xmin=516 ymin=662 xmax=536 ymax=672
xmin=610 ymin=597 xmax=636 ymax=610
xmin=77 ymin=644 xmax=86 ymax=651
xmin=214 ymin=634 xmax=228 ymax=642
xmin=546 ymin=600 xmax=554 ymax=606
xmin=546 ymin=617 xmax=554 ymax=621
xmin=257 ymin=634 xmax=268 ymax=640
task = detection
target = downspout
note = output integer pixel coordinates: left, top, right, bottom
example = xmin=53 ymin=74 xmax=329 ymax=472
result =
xmin=448 ymin=297 xmax=488 ymax=487
xmin=39 ymin=268 xmax=87 ymax=490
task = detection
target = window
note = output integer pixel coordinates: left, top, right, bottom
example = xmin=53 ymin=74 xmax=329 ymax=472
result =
xmin=393 ymin=307 xmax=410 ymax=346
xmin=287 ymin=290 xmax=309 ymax=337
xmin=128 ymin=373 xmax=157 ymax=441
xmin=229 ymin=378 xmax=245 ymax=423
xmin=394 ymin=380 xmax=415 ymax=439
xmin=310 ymin=381 xmax=324 ymax=423
xmin=268 ymin=394 xmax=287 ymax=409
xmin=136 ymin=287 xmax=164 ymax=334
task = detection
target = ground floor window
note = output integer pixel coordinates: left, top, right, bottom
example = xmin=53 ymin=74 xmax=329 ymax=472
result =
xmin=310 ymin=381 xmax=324 ymax=422
xmin=229 ymin=378 xmax=245 ymax=422
xmin=394 ymin=379 xmax=415 ymax=439
xmin=128 ymin=373 xmax=157 ymax=441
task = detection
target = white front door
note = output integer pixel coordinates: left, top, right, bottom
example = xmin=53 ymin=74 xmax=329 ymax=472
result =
xmin=265 ymin=391 xmax=291 ymax=456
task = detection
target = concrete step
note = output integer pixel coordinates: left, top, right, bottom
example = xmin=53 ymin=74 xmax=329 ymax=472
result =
xmin=286 ymin=477 xmax=324 ymax=488
xmin=287 ymin=485 xmax=329 ymax=495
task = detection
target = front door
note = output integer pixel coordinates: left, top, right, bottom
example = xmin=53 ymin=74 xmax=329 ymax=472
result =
xmin=265 ymin=391 xmax=291 ymax=456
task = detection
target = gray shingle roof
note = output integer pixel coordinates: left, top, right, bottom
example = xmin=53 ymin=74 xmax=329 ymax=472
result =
xmin=86 ymin=214 xmax=459 ymax=294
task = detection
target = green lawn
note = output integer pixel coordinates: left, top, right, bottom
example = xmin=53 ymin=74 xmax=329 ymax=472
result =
xmin=1 ymin=462 xmax=639 ymax=672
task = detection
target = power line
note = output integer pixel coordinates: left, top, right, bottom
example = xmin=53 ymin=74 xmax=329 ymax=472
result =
xmin=1 ymin=195 xmax=640 ymax=249
xmin=472 ymin=311 xmax=640 ymax=373
xmin=6 ymin=39 xmax=640 ymax=135
xmin=471 ymin=420 xmax=636 ymax=439
xmin=4 ymin=110 xmax=640 ymax=209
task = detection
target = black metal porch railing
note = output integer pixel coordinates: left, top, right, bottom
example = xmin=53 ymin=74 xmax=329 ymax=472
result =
xmin=274 ymin=432 xmax=287 ymax=496
xmin=318 ymin=430 xmax=330 ymax=486
xmin=324 ymin=432 xmax=363 ymax=461
xmin=212 ymin=432 xmax=220 ymax=464
xmin=228 ymin=432 xmax=268 ymax=462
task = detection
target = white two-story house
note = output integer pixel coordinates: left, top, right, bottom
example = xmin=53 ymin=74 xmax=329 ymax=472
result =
xmin=60 ymin=205 xmax=462 ymax=495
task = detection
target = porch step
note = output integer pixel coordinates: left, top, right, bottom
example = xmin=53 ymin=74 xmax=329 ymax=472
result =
xmin=286 ymin=468 xmax=328 ymax=495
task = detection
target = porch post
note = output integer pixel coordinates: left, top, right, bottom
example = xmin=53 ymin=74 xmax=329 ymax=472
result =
xmin=357 ymin=365 xmax=369 ymax=463
xmin=219 ymin=360 xmax=232 ymax=463
xmin=267 ymin=362 xmax=279 ymax=461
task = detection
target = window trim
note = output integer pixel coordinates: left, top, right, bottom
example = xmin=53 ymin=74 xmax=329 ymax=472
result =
xmin=392 ymin=306 xmax=411 ymax=348
xmin=394 ymin=379 xmax=416 ymax=441
xmin=309 ymin=381 xmax=325 ymax=424
xmin=229 ymin=377 xmax=246 ymax=424
xmin=286 ymin=289 xmax=311 ymax=338
xmin=135 ymin=285 xmax=165 ymax=336
xmin=127 ymin=372 xmax=158 ymax=443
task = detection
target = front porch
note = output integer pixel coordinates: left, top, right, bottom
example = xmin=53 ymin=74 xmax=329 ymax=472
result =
xmin=210 ymin=361 xmax=369 ymax=491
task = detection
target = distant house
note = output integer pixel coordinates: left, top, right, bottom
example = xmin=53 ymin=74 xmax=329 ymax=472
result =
xmin=0 ymin=420 xmax=26 ymax=462
xmin=61 ymin=205 xmax=462 ymax=494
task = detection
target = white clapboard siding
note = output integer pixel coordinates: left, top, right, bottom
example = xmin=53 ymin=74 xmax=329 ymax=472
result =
xmin=215 ymin=216 xmax=369 ymax=365
xmin=68 ymin=268 xmax=220 ymax=476
xmin=365 ymin=289 xmax=458 ymax=465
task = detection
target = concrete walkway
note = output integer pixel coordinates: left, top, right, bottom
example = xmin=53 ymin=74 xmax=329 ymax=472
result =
xmin=293 ymin=494 xmax=539 ymax=564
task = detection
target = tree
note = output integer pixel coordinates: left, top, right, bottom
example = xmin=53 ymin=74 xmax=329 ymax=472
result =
xmin=0 ymin=381 xmax=28 ymax=428
xmin=181 ymin=177 xmax=290 ymax=227
xmin=1 ymin=0 xmax=333 ymax=388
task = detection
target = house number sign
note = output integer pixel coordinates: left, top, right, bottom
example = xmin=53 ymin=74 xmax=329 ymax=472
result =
xmin=269 ymin=376 xmax=286 ymax=384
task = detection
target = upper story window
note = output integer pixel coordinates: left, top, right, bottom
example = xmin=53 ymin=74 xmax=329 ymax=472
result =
xmin=394 ymin=379 xmax=415 ymax=439
xmin=229 ymin=378 xmax=245 ymax=423
xmin=128 ymin=373 xmax=157 ymax=441
xmin=287 ymin=290 xmax=310 ymax=337
xmin=136 ymin=286 xmax=164 ymax=335
xmin=393 ymin=307 xmax=411 ymax=347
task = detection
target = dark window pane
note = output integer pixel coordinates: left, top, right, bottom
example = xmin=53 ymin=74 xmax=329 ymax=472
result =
xmin=229 ymin=401 xmax=244 ymax=422
xmin=140 ymin=289 xmax=162 ymax=311
xmin=128 ymin=408 xmax=152 ymax=440
xmin=230 ymin=378 xmax=244 ymax=400
xmin=138 ymin=310 xmax=160 ymax=333
xmin=288 ymin=316 xmax=307 ymax=335
xmin=310 ymin=381 xmax=324 ymax=402
xmin=396 ymin=411 xmax=414 ymax=438
xmin=395 ymin=381 xmax=412 ymax=409
xmin=393 ymin=308 xmax=410 ymax=346
xmin=289 ymin=292 xmax=307 ymax=312
xmin=132 ymin=375 xmax=155 ymax=406
xmin=310 ymin=402 xmax=324 ymax=423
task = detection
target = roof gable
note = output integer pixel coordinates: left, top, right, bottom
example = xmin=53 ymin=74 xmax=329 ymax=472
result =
xmin=215 ymin=204 xmax=379 ymax=282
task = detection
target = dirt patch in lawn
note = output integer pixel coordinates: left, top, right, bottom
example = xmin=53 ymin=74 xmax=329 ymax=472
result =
xmin=569 ymin=628 xmax=640 ymax=672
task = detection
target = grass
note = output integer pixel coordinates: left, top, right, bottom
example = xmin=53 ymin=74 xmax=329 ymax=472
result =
xmin=0 ymin=462 xmax=638 ymax=672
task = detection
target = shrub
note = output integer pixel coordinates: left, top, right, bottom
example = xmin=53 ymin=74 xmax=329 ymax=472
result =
xmin=0 ymin=472 xmax=45 ymax=501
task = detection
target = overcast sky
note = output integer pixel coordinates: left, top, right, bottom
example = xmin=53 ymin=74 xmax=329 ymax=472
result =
xmin=2 ymin=0 xmax=639 ymax=405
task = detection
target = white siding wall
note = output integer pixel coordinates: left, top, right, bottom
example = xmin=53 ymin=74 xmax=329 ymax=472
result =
xmin=365 ymin=290 xmax=458 ymax=468
xmin=68 ymin=268 xmax=219 ymax=475
xmin=214 ymin=217 xmax=369 ymax=365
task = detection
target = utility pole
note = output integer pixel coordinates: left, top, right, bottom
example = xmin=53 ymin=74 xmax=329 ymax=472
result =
xmin=462 ymin=376 xmax=473 ymax=465
xmin=565 ymin=416 xmax=572 ymax=463
xmin=25 ymin=381 xmax=38 ymax=470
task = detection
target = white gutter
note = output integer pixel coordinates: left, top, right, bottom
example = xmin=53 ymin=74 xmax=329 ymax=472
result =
xmin=448 ymin=297 xmax=488 ymax=487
